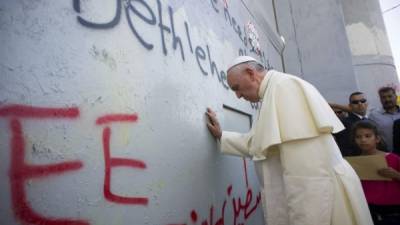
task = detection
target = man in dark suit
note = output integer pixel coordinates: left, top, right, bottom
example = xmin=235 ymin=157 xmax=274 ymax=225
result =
xmin=334 ymin=92 xmax=369 ymax=156
xmin=392 ymin=119 xmax=400 ymax=155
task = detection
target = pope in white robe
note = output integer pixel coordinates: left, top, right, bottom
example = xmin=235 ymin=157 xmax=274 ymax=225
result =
xmin=205 ymin=56 xmax=373 ymax=225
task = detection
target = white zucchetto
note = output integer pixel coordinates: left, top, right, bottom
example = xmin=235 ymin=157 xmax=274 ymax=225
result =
xmin=226 ymin=56 xmax=259 ymax=72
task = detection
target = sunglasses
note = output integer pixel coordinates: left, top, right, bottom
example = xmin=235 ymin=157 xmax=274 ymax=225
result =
xmin=350 ymin=99 xmax=367 ymax=104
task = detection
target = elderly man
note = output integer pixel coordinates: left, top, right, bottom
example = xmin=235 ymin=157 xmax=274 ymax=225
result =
xmin=205 ymin=56 xmax=372 ymax=225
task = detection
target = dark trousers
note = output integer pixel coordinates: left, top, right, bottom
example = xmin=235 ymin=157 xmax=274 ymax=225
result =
xmin=369 ymin=204 xmax=400 ymax=225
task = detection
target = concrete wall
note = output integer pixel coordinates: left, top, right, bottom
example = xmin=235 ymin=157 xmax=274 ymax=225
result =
xmin=3 ymin=0 xmax=397 ymax=224
xmin=274 ymin=0 xmax=399 ymax=107
xmin=341 ymin=0 xmax=399 ymax=109
xmin=274 ymin=0 xmax=359 ymax=103
xmin=0 ymin=0 xmax=287 ymax=224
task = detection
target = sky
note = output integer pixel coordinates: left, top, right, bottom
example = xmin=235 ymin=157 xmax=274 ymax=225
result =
xmin=380 ymin=0 xmax=400 ymax=77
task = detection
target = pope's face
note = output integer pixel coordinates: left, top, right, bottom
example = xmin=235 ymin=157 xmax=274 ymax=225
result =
xmin=227 ymin=67 xmax=260 ymax=102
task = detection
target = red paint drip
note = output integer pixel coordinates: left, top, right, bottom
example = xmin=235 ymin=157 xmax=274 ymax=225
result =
xmin=209 ymin=205 xmax=214 ymax=225
xmin=232 ymin=196 xmax=241 ymax=225
xmin=96 ymin=113 xmax=138 ymax=125
xmin=102 ymin=127 xmax=148 ymax=205
xmin=242 ymin=158 xmax=249 ymax=187
xmin=215 ymin=200 xmax=226 ymax=225
xmin=190 ymin=210 xmax=198 ymax=222
xmin=227 ymin=185 xmax=232 ymax=196
xmin=0 ymin=104 xmax=79 ymax=118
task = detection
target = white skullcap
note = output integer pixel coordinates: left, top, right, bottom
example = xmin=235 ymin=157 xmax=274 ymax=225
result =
xmin=226 ymin=56 xmax=259 ymax=72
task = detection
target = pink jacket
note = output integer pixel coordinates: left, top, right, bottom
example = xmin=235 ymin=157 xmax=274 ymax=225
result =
xmin=361 ymin=153 xmax=400 ymax=205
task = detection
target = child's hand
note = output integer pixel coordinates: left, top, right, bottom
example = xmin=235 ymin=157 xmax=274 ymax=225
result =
xmin=377 ymin=167 xmax=400 ymax=180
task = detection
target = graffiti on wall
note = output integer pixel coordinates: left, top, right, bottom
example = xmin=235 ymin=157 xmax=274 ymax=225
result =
xmin=0 ymin=104 xmax=261 ymax=225
xmin=245 ymin=22 xmax=261 ymax=56
xmin=169 ymin=184 xmax=261 ymax=225
xmin=1 ymin=0 xmax=269 ymax=224
xmin=96 ymin=113 xmax=148 ymax=205
xmin=0 ymin=105 xmax=89 ymax=225
xmin=72 ymin=0 xmax=269 ymax=110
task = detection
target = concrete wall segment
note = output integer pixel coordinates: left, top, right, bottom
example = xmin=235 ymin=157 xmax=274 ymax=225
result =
xmin=274 ymin=0 xmax=358 ymax=103
xmin=341 ymin=0 xmax=399 ymax=108
xmin=0 ymin=0 xmax=282 ymax=224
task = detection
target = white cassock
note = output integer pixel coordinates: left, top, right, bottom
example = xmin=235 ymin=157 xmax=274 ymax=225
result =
xmin=220 ymin=70 xmax=373 ymax=225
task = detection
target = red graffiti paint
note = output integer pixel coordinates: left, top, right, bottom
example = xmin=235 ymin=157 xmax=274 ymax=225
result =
xmin=96 ymin=113 xmax=138 ymax=125
xmin=232 ymin=187 xmax=262 ymax=225
xmin=227 ymin=185 xmax=232 ymax=196
xmin=0 ymin=104 xmax=79 ymax=118
xmin=98 ymin=114 xmax=148 ymax=205
xmin=215 ymin=201 xmax=227 ymax=225
xmin=244 ymin=190 xmax=261 ymax=219
xmin=0 ymin=104 xmax=88 ymax=225
xmin=190 ymin=210 xmax=198 ymax=222
xmin=171 ymin=184 xmax=259 ymax=225
xmin=2 ymin=105 xmax=261 ymax=225
xmin=242 ymin=158 xmax=248 ymax=187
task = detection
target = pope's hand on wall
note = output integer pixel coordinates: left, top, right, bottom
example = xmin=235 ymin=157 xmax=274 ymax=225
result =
xmin=206 ymin=107 xmax=222 ymax=140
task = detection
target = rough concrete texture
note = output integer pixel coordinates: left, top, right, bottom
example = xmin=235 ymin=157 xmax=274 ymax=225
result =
xmin=0 ymin=0 xmax=281 ymax=224
xmin=274 ymin=0 xmax=359 ymax=103
xmin=341 ymin=0 xmax=399 ymax=108
xmin=1 ymin=0 xmax=399 ymax=224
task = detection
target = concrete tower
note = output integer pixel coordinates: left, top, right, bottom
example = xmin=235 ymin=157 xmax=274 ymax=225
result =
xmin=341 ymin=0 xmax=399 ymax=108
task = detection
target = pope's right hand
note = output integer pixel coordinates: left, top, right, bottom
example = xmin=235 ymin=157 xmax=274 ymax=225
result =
xmin=206 ymin=107 xmax=222 ymax=140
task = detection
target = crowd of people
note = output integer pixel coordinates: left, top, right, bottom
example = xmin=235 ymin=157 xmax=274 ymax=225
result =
xmin=331 ymin=87 xmax=400 ymax=156
xmin=330 ymin=87 xmax=400 ymax=225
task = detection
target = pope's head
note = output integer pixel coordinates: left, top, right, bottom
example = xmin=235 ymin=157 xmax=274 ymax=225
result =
xmin=226 ymin=56 xmax=266 ymax=102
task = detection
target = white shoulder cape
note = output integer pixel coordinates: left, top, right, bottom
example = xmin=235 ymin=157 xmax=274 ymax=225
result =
xmin=221 ymin=70 xmax=344 ymax=160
